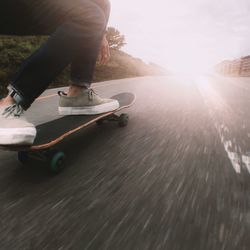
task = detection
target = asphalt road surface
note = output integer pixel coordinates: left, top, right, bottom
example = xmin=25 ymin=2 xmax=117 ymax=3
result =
xmin=1 ymin=75 xmax=250 ymax=250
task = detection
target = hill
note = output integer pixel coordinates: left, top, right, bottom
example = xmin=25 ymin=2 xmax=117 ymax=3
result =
xmin=0 ymin=36 xmax=166 ymax=98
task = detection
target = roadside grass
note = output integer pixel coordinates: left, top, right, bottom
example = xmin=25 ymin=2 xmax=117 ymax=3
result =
xmin=0 ymin=36 xmax=166 ymax=98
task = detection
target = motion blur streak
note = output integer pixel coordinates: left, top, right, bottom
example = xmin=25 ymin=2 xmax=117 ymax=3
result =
xmin=1 ymin=76 xmax=250 ymax=249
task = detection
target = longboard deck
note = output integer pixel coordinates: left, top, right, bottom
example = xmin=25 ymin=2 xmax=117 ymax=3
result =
xmin=0 ymin=92 xmax=136 ymax=151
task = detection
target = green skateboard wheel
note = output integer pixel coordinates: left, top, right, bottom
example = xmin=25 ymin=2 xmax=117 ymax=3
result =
xmin=49 ymin=151 xmax=65 ymax=174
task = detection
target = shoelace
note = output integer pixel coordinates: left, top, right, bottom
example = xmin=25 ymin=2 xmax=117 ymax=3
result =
xmin=2 ymin=104 xmax=24 ymax=118
xmin=88 ymin=88 xmax=99 ymax=101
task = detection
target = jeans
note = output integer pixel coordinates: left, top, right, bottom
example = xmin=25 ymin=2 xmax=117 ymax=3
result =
xmin=0 ymin=0 xmax=108 ymax=109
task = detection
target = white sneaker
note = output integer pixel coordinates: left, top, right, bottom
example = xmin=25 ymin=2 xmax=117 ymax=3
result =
xmin=0 ymin=104 xmax=36 ymax=145
xmin=58 ymin=88 xmax=120 ymax=115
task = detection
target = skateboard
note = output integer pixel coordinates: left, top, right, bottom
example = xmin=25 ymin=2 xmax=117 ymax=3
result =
xmin=0 ymin=92 xmax=136 ymax=174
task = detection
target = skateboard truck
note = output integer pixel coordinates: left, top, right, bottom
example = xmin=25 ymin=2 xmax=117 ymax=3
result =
xmin=96 ymin=113 xmax=129 ymax=127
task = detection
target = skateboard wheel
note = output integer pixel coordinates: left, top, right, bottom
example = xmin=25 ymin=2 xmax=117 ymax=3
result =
xmin=49 ymin=151 xmax=65 ymax=174
xmin=18 ymin=151 xmax=29 ymax=164
xmin=118 ymin=113 xmax=129 ymax=127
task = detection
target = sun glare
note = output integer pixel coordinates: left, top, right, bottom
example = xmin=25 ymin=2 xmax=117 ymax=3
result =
xmin=110 ymin=0 xmax=249 ymax=76
xmin=161 ymin=47 xmax=213 ymax=75
xmin=170 ymin=61 xmax=210 ymax=75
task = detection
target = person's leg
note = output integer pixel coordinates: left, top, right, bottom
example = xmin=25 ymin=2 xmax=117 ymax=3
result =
xmin=65 ymin=31 xmax=102 ymax=98
xmin=5 ymin=1 xmax=107 ymax=110
xmin=57 ymin=6 xmax=120 ymax=115
xmin=58 ymin=36 xmax=120 ymax=115
xmin=68 ymin=0 xmax=111 ymax=96
xmin=0 ymin=0 xmax=108 ymax=145
xmin=69 ymin=55 xmax=97 ymax=91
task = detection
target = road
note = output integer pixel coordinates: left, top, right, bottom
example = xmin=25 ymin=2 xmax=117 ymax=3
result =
xmin=0 ymin=75 xmax=250 ymax=250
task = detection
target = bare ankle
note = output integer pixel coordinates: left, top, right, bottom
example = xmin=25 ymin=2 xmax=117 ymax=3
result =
xmin=0 ymin=95 xmax=15 ymax=106
xmin=67 ymin=85 xmax=86 ymax=97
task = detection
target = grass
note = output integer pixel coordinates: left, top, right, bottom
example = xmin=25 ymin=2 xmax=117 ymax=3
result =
xmin=0 ymin=36 xmax=166 ymax=98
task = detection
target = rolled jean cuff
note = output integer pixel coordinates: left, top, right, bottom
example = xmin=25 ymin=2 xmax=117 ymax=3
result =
xmin=70 ymin=79 xmax=91 ymax=88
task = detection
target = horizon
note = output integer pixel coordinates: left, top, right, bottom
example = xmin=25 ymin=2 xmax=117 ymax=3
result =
xmin=109 ymin=0 xmax=250 ymax=74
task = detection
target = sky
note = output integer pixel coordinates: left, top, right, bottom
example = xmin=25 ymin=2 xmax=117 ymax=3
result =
xmin=109 ymin=0 xmax=250 ymax=73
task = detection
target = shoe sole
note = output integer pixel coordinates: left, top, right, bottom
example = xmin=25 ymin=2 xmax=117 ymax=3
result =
xmin=58 ymin=101 xmax=120 ymax=115
xmin=0 ymin=127 xmax=37 ymax=145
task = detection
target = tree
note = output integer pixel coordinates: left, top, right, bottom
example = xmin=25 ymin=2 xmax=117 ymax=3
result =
xmin=106 ymin=27 xmax=126 ymax=50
